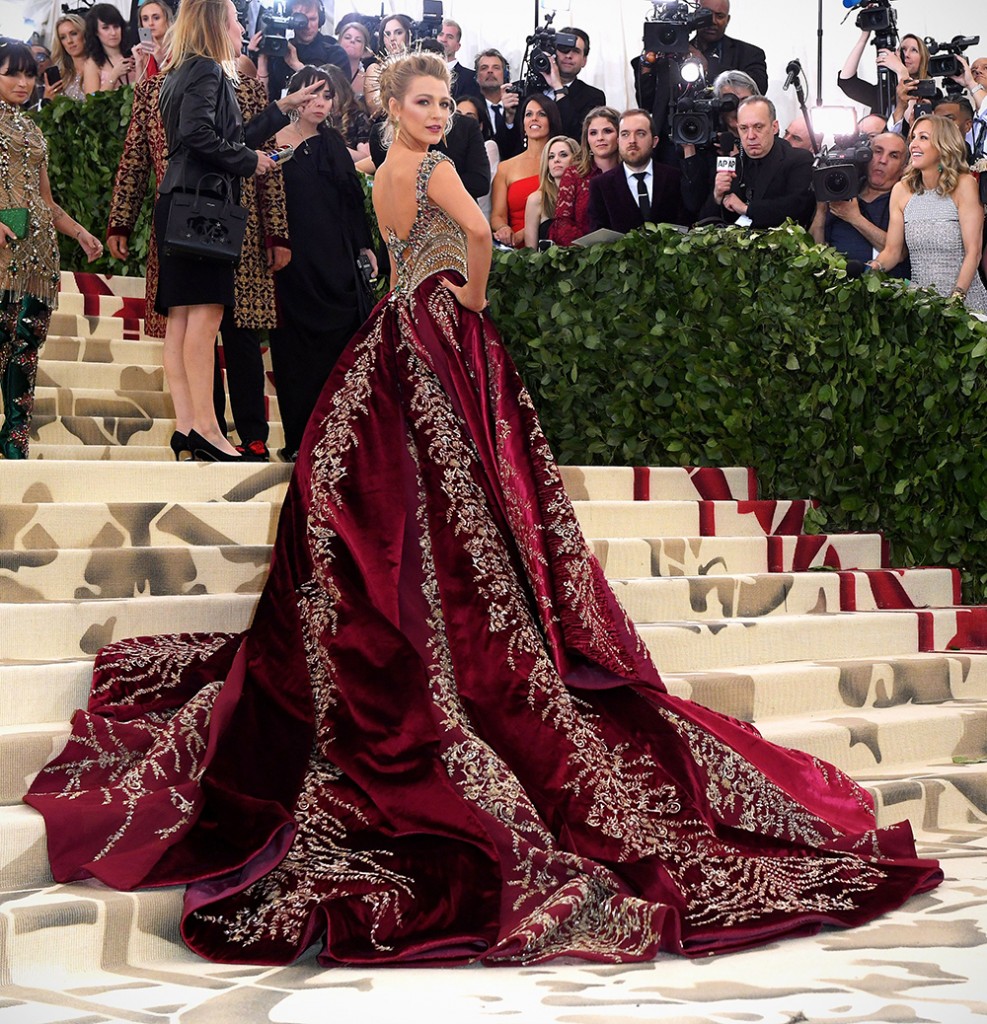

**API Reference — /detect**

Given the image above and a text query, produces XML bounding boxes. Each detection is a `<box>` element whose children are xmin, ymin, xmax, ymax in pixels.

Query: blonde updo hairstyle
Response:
<box><xmin>379</xmin><ymin>50</ymin><xmax>452</xmax><ymax>147</ymax></box>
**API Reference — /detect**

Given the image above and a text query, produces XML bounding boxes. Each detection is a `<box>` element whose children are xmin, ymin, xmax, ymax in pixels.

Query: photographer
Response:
<box><xmin>252</xmin><ymin>0</ymin><xmax>348</xmax><ymax>102</ymax></box>
<box><xmin>475</xmin><ymin>48</ymin><xmax>520</xmax><ymax>160</ymax></box>
<box><xmin>838</xmin><ymin>26</ymin><xmax>930</xmax><ymax>117</ymax></box>
<box><xmin>700</xmin><ymin>96</ymin><xmax>814</xmax><ymax>228</ymax></box>
<box><xmin>931</xmin><ymin>96</ymin><xmax>975</xmax><ymax>157</ymax></box>
<box><xmin>810</xmin><ymin>132</ymin><xmax>909</xmax><ymax>277</ymax></box>
<box><xmin>537</xmin><ymin>27</ymin><xmax>606</xmax><ymax>142</ymax></box>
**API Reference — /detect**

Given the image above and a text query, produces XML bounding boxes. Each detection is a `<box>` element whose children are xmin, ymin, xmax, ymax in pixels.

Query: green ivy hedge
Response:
<box><xmin>33</xmin><ymin>90</ymin><xmax>987</xmax><ymax>597</ymax></box>
<box><xmin>490</xmin><ymin>225</ymin><xmax>987</xmax><ymax>598</ymax></box>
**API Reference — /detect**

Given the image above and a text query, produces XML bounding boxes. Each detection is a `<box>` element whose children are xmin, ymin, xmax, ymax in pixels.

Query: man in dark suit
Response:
<box><xmin>539</xmin><ymin>27</ymin><xmax>607</xmax><ymax>141</ymax></box>
<box><xmin>700</xmin><ymin>97</ymin><xmax>815</xmax><ymax>228</ymax></box>
<box><xmin>438</xmin><ymin>18</ymin><xmax>478</xmax><ymax>100</ymax></box>
<box><xmin>588</xmin><ymin>109</ymin><xmax>687</xmax><ymax>234</ymax></box>
<box><xmin>635</xmin><ymin>0</ymin><xmax>766</xmax><ymax>142</ymax></box>
<box><xmin>476</xmin><ymin>48</ymin><xmax>521</xmax><ymax>160</ymax></box>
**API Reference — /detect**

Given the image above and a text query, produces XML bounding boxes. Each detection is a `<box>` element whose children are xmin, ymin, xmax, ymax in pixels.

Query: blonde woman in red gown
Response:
<box><xmin>490</xmin><ymin>93</ymin><xmax>562</xmax><ymax>248</ymax></box>
<box><xmin>26</xmin><ymin>51</ymin><xmax>941</xmax><ymax>968</ymax></box>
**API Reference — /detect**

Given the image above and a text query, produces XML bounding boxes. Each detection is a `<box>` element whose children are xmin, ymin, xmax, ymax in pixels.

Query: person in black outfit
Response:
<box><xmin>156</xmin><ymin>0</ymin><xmax>279</xmax><ymax>462</ymax></box>
<box><xmin>538</xmin><ymin>27</ymin><xmax>606</xmax><ymax>142</ymax></box>
<box><xmin>252</xmin><ymin>0</ymin><xmax>348</xmax><ymax>102</ymax></box>
<box><xmin>700</xmin><ymin>96</ymin><xmax>814</xmax><ymax>228</ymax></box>
<box><xmin>270</xmin><ymin>66</ymin><xmax>376</xmax><ymax>462</ymax></box>
<box><xmin>634</xmin><ymin>0</ymin><xmax>766</xmax><ymax>144</ymax></box>
<box><xmin>437</xmin><ymin>19</ymin><xmax>478</xmax><ymax>100</ymax></box>
<box><xmin>475</xmin><ymin>48</ymin><xmax>521</xmax><ymax>160</ymax></box>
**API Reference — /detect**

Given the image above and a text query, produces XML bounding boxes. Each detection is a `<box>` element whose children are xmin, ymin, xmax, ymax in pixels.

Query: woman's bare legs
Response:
<box><xmin>164</xmin><ymin>303</ymin><xmax>239</xmax><ymax>457</ymax></box>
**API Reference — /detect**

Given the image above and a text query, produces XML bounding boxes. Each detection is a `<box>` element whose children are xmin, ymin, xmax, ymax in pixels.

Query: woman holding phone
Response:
<box><xmin>47</xmin><ymin>13</ymin><xmax>88</xmax><ymax>101</ymax></box>
<box><xmin>134</xmin><ymin>0</ymin><xmax>174</xmax><ymax>81</ymax></box>
<box><xmin>82</xmin><ymin>3</ymin><xmax>135</xmax><ymax>94</ymax></box>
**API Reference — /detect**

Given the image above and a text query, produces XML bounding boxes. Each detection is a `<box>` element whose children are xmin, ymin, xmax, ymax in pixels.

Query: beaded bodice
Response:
<box><xmin>0</xmin><ymin>102</ymin><xmax>59</xmax><ymax>306</ymax></box>
<box><xmin>385</xmin><ymin>151</ymin><xmax>467</xmax><ymax>304</ymax></box>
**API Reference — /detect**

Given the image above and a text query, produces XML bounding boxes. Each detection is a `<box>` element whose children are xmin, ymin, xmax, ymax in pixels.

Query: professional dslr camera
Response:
<box><xmin>411</xmin><ymin>0</ymin><xmax>443</xmax><ymax>41</ymax></box>
<box><xmin>256</xmin><ymin>2</ymin><xmax>309</xmax><ymax>57</ymax></box>
<box><xmin>925</xmin><ymin>34</ymin><xmax>980</xmax><ymax>95</ymax></box>
<box><xmin>513</xmin><ymin>14</ymin><xmax>578</xmax><ymax>97</ymax></box>
<box><xmin>642</xmin><ymin>0</ymin><xmax>713</xmax><ymax>57</ymax></box>
<box><xmin>672</xmin><ymin>89</ymin><xmax>737</xmax><ymax>147</ymax></box>
<box><xmin>813</xmin><ymin>135</ymin><xmax>872</xmax><ymax>203</ymax></box>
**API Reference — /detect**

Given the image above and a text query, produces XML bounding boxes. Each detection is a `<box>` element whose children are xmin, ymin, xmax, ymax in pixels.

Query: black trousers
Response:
<box><xmin>213</xmin><ymin>309</ymin><xmax>269</xmax><ymax>444</ymax></box>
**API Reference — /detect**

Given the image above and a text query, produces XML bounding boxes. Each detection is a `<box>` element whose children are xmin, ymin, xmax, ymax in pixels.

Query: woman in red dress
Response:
<box><xmin>490</xmin><ymin>93</ymin><xmax>561</xmax><ymax>248</ymax></box>
<box><xmin>26</xmin><ymin>50</ymin><xmax>941</xmax><ymax>968</ymax></box>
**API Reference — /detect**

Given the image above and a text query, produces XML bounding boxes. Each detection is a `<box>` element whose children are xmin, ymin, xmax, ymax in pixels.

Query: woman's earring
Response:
<box><xmin>288</xmin><ymin>108</ymin><xmax>300</xmax><ymax>125</ymax></box>
<box><xmin>395</xmin><ymin>120</ymin><xmax>401</xmax><ymax>143</ymax></box>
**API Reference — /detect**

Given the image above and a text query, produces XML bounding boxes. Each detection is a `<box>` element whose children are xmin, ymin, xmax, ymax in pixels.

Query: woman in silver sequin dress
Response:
<box><xmin>870</xmin><ymin>114</ymin><xmax>987</xmax><ymax>312</ymax></box>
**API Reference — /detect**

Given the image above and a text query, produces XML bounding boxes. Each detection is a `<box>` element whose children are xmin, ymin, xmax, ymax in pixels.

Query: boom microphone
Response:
<box><xmin>783</xmin><ymin>59</ymin><xmax>801</xmax><ymax>91</ymax></box>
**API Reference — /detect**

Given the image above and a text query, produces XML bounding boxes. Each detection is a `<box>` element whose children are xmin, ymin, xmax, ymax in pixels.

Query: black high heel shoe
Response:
<box><xmin>169</xmin><ymin>431</ymin><xmax>190</xmax><ymax>461</ymax></box>
<box><xmin>187</xmin><ymin>430</ymin><xmax>243</xmax><ymax>462</ymax></box>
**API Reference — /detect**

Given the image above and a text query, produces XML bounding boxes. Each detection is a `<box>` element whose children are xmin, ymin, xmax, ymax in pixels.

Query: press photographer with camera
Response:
<box><xmin>475</xmin><ymin>49</ymin><xmax>520</xmax><ymax>160</ymax></box>
<box><xmin>700</xmin><ymin>96</ymin><xmax>815</xmax><ymax>228</ymax></box>
<box><xmin>810</xmin><ymin>131</ymin><xmax>909</xmax><ymax>277</ymax></box>
<box><xmin>533</xmin><ymin>27</ymin><xmax>607</xmax><ymax>142</ymax></box>
<box><xmin>251</xmin><ymin>0</ymin><xmax>348</xmax><ymax>102</ymax></box>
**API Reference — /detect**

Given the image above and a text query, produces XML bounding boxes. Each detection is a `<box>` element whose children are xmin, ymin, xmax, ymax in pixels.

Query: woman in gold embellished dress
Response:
<box><xmin>26</xmin><ymin>52</ymin><xmax>942</xmax><ymax>965</ymax></box>
<box><xmin>0</xmin><ymin>38</ymin><xmax>101</xmax><ymax>459</ymax></box>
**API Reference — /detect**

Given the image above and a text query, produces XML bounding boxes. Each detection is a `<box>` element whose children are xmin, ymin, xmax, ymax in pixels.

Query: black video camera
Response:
<box><xmin>672</xmin><ymin>90</ymin><xmax>737</xmax><ymax>146</ymax></box>
<box><xmin>517</xmin><ymin>15</ymin><xmax>578</xmax><ymax>96</ymax></box>
<box><xmin>256</xmin><ymin>3</ymin><xmax>309</xmax><ymax>58</ymax></box>
<box><xmin>411</xmin><ymin>0</ymin><xmax>443</xmax><ymax>41</ymax></box>
<box><xmin>813</xmin><ymin>136</ymin><xmax>872</xmax><ymax>202</ymax></box>
<box><xmin>642</xmin><ymin>1</ymin><xmax>713</xmax><ymax>57</ymax></box>
<box><xmin>926</xmin><ymin>34</ymin><xmax>980</xmax><ymax>93</ymax></box>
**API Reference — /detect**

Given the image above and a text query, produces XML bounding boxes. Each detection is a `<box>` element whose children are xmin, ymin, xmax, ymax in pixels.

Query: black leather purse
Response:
<box><xmin>163</xmin><ymin>174</ymin><xmax>247</xmax><ymax>264</ymax></box>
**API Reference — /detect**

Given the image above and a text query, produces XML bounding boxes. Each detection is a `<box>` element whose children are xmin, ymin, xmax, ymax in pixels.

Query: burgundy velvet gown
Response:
<box><xmin>25</xmin><ymin>153</ymin><xmax>942</xmax><ymax>967</ymax></box>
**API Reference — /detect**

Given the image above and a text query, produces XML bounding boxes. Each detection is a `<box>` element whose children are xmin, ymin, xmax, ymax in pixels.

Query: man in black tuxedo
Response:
<box><xmin>588</xmin><ymin>109</ymin><xmax>687</xmax><ymax>234</ymax></box>
<box><xmin>539</xmin><ymin>27</ymin><xmax>607</xmax><ymax>141</ymax></box>
<box><xmin>438</xmin><ymin>19</ymin><xmax>478</xmax><ymax>100</ymax></box>
<box><xmin>475</xmin><ymin>48</ymin><xmax>522</xmax><ymax>160</ymax></box>
<box><xmin>700</xmin><ymin>97</ymin><xmax>815</xmax><ymax>228</ymax></box>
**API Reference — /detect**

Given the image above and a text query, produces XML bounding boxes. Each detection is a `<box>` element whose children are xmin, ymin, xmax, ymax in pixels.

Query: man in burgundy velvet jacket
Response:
<box><xmin>588</xmin><ymin>109</ymin><xmax>687</xmax><ymax>234</ymax></box>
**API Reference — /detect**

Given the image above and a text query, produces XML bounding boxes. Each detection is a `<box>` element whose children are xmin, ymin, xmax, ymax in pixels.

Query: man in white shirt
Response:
<box><xmin>475</xmin><ymin>48</ymin><xmax>520</xmax><ymax>159</ymax></box>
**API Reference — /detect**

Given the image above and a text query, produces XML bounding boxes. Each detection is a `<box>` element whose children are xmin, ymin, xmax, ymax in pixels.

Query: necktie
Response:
<box><xmin>633</xmin><ymin>172</ymin><xmax>651</xmax><ymax>222</ymax></box>
<box><xmin>492</xmin><ymin>103</ymin><xmax>505</xmax><ymax>133</ymax></box>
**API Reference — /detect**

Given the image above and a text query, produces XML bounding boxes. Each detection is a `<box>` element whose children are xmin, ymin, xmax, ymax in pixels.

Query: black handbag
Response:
<box><xmin>163</xmin><ymin>174</ymin><xmax>247</xmax><ymax>264</ymax></box>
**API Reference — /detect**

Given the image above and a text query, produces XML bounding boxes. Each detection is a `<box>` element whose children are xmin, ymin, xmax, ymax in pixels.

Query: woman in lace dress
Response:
<box><xmin>871</xmin><ymin>114</ymin><xmax>987</xmax><ymax>312</ymax></box>
<box><xmin>27</xmin><ymin>51</ymin><xmax>942</xmax><ymax>967</ymax></box>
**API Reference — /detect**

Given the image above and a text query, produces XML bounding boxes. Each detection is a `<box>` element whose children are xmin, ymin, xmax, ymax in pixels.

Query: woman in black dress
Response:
<box><xmin>155</xmin><ymin>0</ymin><xmax>276</xmax><ymax>461</ymax></box>
<box><xmin>271</xmin><ymin>65</ymin><xmax>377</xmax><ymax>461</ymax></box>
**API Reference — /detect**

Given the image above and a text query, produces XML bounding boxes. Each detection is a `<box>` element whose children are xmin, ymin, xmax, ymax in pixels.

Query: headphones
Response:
<box><xmin>474</xmin><ymin>49</ymin><xmax>510</xmax><ymax>82</ymax></box>
<box><xmin>287</xmin><ymin>0</ymin><xmax>325</xmax><ymax>28</ymax></box>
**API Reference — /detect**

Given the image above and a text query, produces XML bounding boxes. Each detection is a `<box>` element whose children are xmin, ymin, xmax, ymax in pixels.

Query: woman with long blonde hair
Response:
<box><xmin>154</xmin><ymin>0</ymin><xmax>276</xmax><ymax>460</ymax></box>
<box><xmin>133</xmin><ymin>0</ymin><xmax>174</xmax><ymax>82</ymax></box>
<box><xmin>48</xmin><ymin>13</ymin><xmax>88</xmax><ymax>100</ymax></box>
<box><xmin>523</xmin><ymin>134</ymin><xmax>578</xmax><ymax>248</ymax></box>
<box><xmin>870</xmin><ymin>114</ymin><xmax>986</xmax><ymax>311</ymax></box>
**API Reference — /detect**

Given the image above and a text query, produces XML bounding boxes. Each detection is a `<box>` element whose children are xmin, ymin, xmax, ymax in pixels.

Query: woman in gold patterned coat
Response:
<box><xmin>107</xmin><ymin>64</ymin><xmax>293</xmax><ymax>458</ymax></box>
<box><xmin>0</xmin><ymin>39</ymin><xmax>102</xmax><ymax>459</ymax></box>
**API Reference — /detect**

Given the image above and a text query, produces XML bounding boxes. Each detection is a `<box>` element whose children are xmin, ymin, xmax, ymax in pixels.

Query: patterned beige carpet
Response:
<box><xmin>0</xmin><ymin>273</ymin><xmax>984</xmax><ymax>1023</ymax></box>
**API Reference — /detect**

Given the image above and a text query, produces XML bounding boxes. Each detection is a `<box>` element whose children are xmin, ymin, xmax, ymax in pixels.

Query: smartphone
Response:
<box><xmin>138</xmin><ymin>26</ymin><xmax>153</xmax><ymax>45</ymax></box>
<box><xmin>44</xmin><ymin>65</ymin><xmax>61</xmax><ymax>86</ymax></box>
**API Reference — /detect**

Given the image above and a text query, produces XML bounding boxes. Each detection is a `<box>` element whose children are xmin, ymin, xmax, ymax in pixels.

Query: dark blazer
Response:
<box><xmin>159</xmin><ymin>57</ymin><xmax>262</xmax><ymax>201</ymax></box>
<box><xmin>636</xmin><ymin>34</ymin><xmax>767</xmax><ymax>138</ymax></box>
<box><xmin>588</xmin><ymin>158</ymin><xmax>687</xmax><ymax>233</ymax></box>
<box><xmin>369</xmin><ymin>114</ymin><xmax>491</xmax><ymax>200</ymax></box>
<box><xmin>450</xmin><ymin>61</ymin><xmax>478</xmax><ymax>99</ymax></box>
<box><xmin>555</xmin><ymin>77</ymin><xmax>607</xmax><ymax>141</ymax></box>
<box><xmin>699</xmin><ymin>136</ymin><xmax>815</xmax><ymax>228</ymax></box>
<box><xmin>699</xmin><ymin>34</ymin><xmax>768</xmax><ymax>94</ymax></box>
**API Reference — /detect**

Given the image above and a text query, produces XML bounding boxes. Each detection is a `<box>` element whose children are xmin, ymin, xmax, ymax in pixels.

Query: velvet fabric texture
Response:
<box><xmin>25</xmin><ymin>155</ymin><xmax>941</xmax><ymax>968</ymax></box>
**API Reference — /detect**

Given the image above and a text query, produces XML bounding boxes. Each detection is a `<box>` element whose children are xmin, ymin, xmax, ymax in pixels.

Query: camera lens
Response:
<box><xmin>825</xmin><ymin>170</ymin><xmax>850</xmax><ymax>196</ymax></box>
<box><xmin>679</xmin><ymin>115</ymin><xmax>703</xmax><ymax>144</ymax></box>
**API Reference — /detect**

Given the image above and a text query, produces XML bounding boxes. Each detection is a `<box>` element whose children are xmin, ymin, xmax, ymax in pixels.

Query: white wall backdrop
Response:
<box><xmin>332</xmin><ymin>0</ymin><xmax>985</xmax><ymax>124</ymax></box>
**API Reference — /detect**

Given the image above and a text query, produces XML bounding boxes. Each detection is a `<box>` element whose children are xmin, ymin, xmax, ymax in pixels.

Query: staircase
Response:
<box><xmin>1</xmin><ymin>273</ymin><xmax>985</xmax><ymax>1020</ymax></box>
